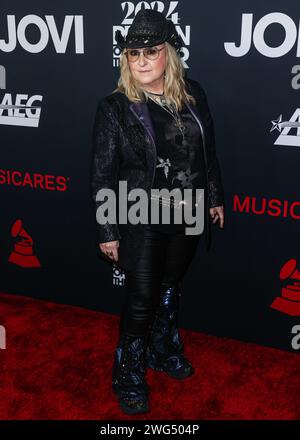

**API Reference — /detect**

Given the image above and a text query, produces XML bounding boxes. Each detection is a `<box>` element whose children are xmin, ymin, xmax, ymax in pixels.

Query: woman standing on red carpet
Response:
<box><xmin>90</xmin><ymin>9</ymin><xmax>225</xmax><ymax>415</ymax></box>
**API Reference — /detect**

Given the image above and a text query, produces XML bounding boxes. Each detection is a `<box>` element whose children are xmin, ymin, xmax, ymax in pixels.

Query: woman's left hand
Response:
<box><xmin>209</xmin><ymin>205</ymin><xmax>224</xmax><ymax>228</ymax></box>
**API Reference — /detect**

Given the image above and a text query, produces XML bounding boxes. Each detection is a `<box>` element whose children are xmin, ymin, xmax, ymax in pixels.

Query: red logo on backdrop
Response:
<box><xmin>270</xmin><ymin>259</ymin><xmax>300</xmax><ymax>316</ymax></box>
<box><xmin>8</xmin><ymin>219</ymin><xmax>40</xmax><ymax>268</ymax></box>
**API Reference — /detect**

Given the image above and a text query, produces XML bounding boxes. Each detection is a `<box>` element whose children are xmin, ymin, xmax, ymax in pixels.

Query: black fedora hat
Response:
<box><xmin>115</xmin><ymin>9</ymin><xmax>184</xmax><ymax>55</ymax></box>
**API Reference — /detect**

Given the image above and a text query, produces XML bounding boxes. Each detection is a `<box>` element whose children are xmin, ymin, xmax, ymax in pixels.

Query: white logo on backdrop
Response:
<box><xmin>0</xmin><ymin>66</ymin><xmax>43</xmax><ymax>127</ymax></box>
<box><xmin>270</xmin><ymin>110</ymin><xmax>300</xmax><ymax>147</ymax></box>
<box><xmin>291</xmin><ymin>325</ymin><xmax>300</xmax><ymax>350</ymax></box>
<box><xmin>0</xmin><ymin>325</ymin><xmax>6</xmax><ymax>349</ymax></box>
<box><xmin>224</xmin><ymin>12</ymin><xmax>300</xmax><ymax>58</ymax></box>
<box><xmin>0</xmin><ymin>64</ymin><xmax>5</xmax><ymax>89</ymax></box>
<box><xmin>0</xmin><ymin>15</ymin><xmax>84</xmax><ymax>53</ymax></box>
<box><xmin>112</xmin><ymin>1</ymin><xmax>190</xmax><ymax>67</ymax></box>
<box><xmin>0</xmin><ymin>94</ymin><xmax>43</xmax><ymax>127</ymax></box>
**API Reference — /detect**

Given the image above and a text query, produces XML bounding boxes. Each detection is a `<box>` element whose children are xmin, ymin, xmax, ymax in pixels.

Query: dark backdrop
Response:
<box><xmin>1</xmin><ymin>1</ymin><xmax>299</xmax><ymax>353</ymax></box>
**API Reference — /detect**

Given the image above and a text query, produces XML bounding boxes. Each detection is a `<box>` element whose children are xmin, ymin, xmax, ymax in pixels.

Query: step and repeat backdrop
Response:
<box><xmin>1</xmin><ymin>0</ymin><xmax>299</xmax><ymax>353</ymax></box>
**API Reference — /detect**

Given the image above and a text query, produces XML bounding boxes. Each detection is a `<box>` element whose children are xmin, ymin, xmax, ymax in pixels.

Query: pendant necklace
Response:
<box><xmin>143</xmin><ymin>89</ymin><xmax>186</xmax><ymax>140</ymax></box>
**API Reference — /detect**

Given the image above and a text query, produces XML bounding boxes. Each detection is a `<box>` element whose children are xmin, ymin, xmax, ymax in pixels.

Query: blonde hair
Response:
<box><xmin>112</xmin><ymin>42</ymin><xmax>196</xmax><ymax>112</ymax></box>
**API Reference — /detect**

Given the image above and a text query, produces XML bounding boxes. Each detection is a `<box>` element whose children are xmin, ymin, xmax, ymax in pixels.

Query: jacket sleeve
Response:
<box><xmin>193</xmin><ymin>81</ymin><xmax>225</xmax><ymax>208</ymax></box>
<box><xmin>90</xmin><ymin>98</ymin><xmax>122</xmax><ymax>243</ymax></box>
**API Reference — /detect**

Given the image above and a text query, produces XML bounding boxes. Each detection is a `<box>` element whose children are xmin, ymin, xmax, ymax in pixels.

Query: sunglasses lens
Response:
<box><xmin>126</xmin><ymin>47</ymin><xmax>160</xmax><ymax>61</ymax></box>
<box><xmin>127</xmin><ymin>49</ymin><xmax>140</xmax><ymax>61</ymax></box>
<box><xmin>144</xmin><ymin>48</ymin><xmax>159</xmax><ymax>60</ymax></box>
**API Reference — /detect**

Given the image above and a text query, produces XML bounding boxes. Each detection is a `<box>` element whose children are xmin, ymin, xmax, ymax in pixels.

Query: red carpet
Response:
<box><xmin>0</xmin><ymin>291</ymin><xmax>299</xmax><ymax>420</ymax></box>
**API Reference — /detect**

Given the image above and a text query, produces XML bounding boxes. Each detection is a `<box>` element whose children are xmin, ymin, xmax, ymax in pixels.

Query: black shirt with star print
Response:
<box><xmin>146</xmin><ymin>97</ymin><xmax>206</xmax><ymax>233</ymax></box>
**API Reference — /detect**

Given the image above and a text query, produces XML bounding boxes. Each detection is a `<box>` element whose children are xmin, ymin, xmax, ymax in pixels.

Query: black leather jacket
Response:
<box><xmin>90</xmin><ymin>77</ymin><xmax>225</xmax><ymax>270</ymax></box>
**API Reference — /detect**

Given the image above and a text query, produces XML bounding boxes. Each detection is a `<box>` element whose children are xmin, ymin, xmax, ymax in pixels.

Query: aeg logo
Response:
<box><xmin>0</xmin><ymin>15</ymin><xmax>84</xmax><ymax>53</ymax></box>
<box><xmin>0</xmin><ymin>66</ymin><xmax>43</xmax><ymax>127</ymax></box>
<box><xmin>225</xmin><ymin>12</ymin><xmax>300</xmax><ymax>58</ymax></box>
<box><xmin>0</xmin><ymin>92</ymin><xmax>43</xmax><ymax>127</ymax></box>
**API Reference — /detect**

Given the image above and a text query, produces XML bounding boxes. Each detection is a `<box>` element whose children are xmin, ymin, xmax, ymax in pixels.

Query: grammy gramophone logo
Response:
<box><xmin>8</xmin><ymin>219</ymin><xmax>40</xmax><ymax>268</ymax></box>
<box><xmin>270</xmin><ymin>258</ymin><xmax>300</xmax><ymax>316</ymax></box>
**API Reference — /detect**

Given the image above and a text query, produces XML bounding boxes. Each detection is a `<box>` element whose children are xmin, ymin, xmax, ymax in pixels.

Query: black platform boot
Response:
<box><xmin>145</xmin><ymin>283</ymin><xmax>194</xmax><ymax>379</ymax></box>
<box><xmin>112</xmin><ymin>331</ymin><xmax>150</xmax><ymax>415</ymax></box>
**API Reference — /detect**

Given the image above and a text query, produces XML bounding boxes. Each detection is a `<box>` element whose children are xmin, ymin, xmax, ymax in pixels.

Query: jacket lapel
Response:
<box><xmin>129</xmin><ymin>102</ymin><xmax>156</xmax><ymax>145</ymax></box>
<box><xmin>129</xmin><ymin>99</ymin><xmax>205</xmax><ymax>148</ymax></box>
<box><xmin>129</xmin><ymin>102</ymin><xmax>157</xmax><ymax>186</ymax></box>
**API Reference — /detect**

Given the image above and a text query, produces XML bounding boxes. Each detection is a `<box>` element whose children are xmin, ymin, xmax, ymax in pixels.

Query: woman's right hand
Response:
<box><xmin>99</xmin><ymin>240</ymin><xmax>119</xmax><ymax>262</ymax></box>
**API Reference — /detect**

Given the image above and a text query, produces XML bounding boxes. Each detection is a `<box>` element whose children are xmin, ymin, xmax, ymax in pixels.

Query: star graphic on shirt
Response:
<box><xmin>156</xmin><ymin>156</ymin><xmax>171</xmax><ymax>179</ymax></box>
<box><xmin>171</xmin><ymin>167</ymin><xmax>200</xmax><ymax>189</ymax></box>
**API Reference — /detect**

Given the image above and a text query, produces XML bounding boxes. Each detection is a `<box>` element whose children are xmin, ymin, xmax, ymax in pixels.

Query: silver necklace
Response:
<box><xmin>143</xmin><ymin>90</ymin><xmax>186</xmax><ymax>140</ymax></box>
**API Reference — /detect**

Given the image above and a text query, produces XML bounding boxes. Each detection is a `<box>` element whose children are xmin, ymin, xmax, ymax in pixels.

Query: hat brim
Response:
<box><xmin>115</xmin><ymin>27</ymin><xmax>184</xmax><ymax>54</ymax></box>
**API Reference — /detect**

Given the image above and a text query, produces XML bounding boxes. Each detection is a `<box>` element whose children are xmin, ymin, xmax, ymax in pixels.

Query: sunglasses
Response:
<box><xmin>124</xmin><ymin>46</ymin><xmax>165</xmax><ymax>62</ymax></box>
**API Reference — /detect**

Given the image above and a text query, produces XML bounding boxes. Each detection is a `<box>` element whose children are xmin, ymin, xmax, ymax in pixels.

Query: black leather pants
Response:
<box><xmin>120</xmin><ymin>224</ymin><xmax>201</xmax><ymax>337</ymax></box>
